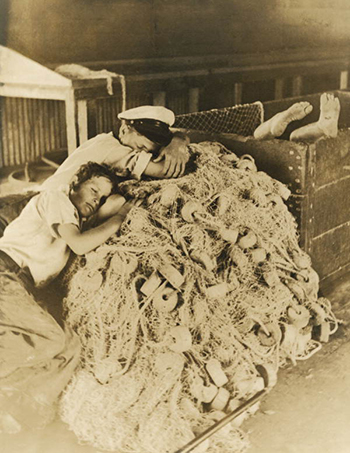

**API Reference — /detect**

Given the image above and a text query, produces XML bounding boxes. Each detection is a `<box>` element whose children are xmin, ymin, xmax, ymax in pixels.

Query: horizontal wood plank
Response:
<box><xmin>311</xmin><ymin>222</ymin><xmax>350</xmax><ymax>280</ymax></box>
<box><xmin>313</xmin><ymin>177</ymin><xmax>350</xmax><ymax>236</ymax></box>
<box><xmin>315</xmin><ymin>130</ymin><xmax>350</xmax><ymax>187</ymax></box>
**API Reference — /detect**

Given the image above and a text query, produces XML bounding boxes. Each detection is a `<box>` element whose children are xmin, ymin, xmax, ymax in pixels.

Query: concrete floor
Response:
<box><xmin>1</xmin><ymin>171</ymin><xmax>350</xmax><ymax>453</ymax></box>
<box><xmin>245</xmin><ymin>272</ymin><xmax>350</xmax><ymax>453</ymax></box>
<box><xmin>246</xmin><ymin>337</ymin><xmax>350</xmax><ymax>453</ymax></box>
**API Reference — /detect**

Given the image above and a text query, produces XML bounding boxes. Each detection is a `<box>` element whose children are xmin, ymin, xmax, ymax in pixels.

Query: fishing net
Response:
<box><xmin>60</xmin><ymin>141</ymin><xmax>337</xmax><ymax>453</ymax></box>
<box><xmin>173</xmin><ymin>102</ymin><xmax>264</xmax><ymax>137</ymax></box>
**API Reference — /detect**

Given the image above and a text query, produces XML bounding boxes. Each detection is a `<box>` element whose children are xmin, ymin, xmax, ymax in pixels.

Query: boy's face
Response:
<box><xmin>70</xmin><ymin>176</ymin><xmax>113</xmax><ymax>218</ymax></box>
<box><xmin>120</xmin><ymin>124</ymin><xmax>159</xmax><ymax>153</ymax></box>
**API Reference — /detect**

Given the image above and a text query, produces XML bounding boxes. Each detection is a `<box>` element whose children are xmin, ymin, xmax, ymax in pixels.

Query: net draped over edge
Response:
<box><xmin>173</xmin><ymin>102</ymin><xmax>264</xmax><ymax>137</ymax></box>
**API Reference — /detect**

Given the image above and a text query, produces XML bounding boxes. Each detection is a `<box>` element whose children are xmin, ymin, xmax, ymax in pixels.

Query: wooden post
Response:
<box><xmin>153</xmin><ymin>91</ymin><xmax>166</xmax><ymax>106</ymax></box>
<box><xmin>234</xmin><ymin>83</ymin><xmax>242</xmax><ymax>105</ymax></box>
<box><xmin>65</xmin><ymin>90</ymin><xmax>77</xmax><ymax>154</ymax></box>
<box><xmin>292</xmin><ymin>76</ymin><xmax>303</xmax><ymax>97</ymax></box>
<box><xmin>188</xmin><ymin>87</ymin><xmax>199</xmax><ymax>112</ymax></box>
<box><xmin>77</xmin><ymin>99</ymin><xmax>89</xmax><ymax>145</ymax></box>
<box><xmin>340</xmin><ymin>70</ymin><xmax>348</xmax><ymax>90</ymax></box>
<box><xmin>274</xmin><ymin>78</ymin><xmax>284</xmax><ymax>100</ymax></box>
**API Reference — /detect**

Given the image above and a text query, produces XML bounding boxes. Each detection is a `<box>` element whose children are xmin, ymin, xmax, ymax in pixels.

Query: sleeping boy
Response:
<box><xmin>0</xmin><ymin>161</ymin><xmax>134</xmax><ymax>433</ymax></box>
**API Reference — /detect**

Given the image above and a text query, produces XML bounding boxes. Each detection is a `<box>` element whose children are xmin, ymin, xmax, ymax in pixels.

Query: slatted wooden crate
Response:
<box><xmin>176</xmin><ymin>90</ymin><xmax>350</xmax><ymax>286</ymax></box>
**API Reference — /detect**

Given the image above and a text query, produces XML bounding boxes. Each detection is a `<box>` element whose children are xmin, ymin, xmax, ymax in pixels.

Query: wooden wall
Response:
<box><xmin>3</xmin><ymin>0</ymin><xmax>350</xmax><ymax>66</ymax></box>
<box><xmin>0</xmin><ymin>97</ymin><xmax>66</xmax><ymax>168</ymax></box>
<box><xmin>1</xmin><ymin>0</ymin><xmax>350</xmax><ymax>169</ymax></box>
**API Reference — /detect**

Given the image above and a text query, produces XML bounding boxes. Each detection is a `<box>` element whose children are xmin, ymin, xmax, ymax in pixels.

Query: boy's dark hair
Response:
<box><xmin>127</xmin><ymin>119</ymin><xmax>173</xmax><ymax>147</ymax></box>
<box><xmin>71</xmin><ymin>161</ymin><xmax>124</xmax><ymax>192</ymax></box>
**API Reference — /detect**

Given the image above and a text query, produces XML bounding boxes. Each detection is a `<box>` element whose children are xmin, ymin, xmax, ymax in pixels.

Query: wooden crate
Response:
<box><xmin>178</xmin><ymin>90</ymin><xmax>350</xmax><ymax>287</ymax></box>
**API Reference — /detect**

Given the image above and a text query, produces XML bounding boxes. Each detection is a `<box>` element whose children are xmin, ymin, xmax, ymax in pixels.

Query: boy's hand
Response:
<box><xmin>153</xmin><ymin>132</ymin><xmax>189</xmax><ymax>178</ymax></box>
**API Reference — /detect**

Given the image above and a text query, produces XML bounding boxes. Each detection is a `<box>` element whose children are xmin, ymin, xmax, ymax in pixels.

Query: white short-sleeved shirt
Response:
<box><xmin>41</xmin><ymin>133</ymin><xmax>152</xmax><ymax>191</ymax></box>
<box><xmin>0</xmin><ymin>188</ymin><xmax>80</xmax><ymax>287</ymax></box>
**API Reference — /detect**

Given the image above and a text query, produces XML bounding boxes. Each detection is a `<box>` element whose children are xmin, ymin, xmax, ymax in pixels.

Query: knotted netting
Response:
<box><xmin>60</xmin><ymin>141</ymin><xmax>337</xmax><ymax>453</ymax></box>
<box><xmin>173</xmin><ymin>102</ymin><xmax>264</xmax><ymax>136</ymax></box>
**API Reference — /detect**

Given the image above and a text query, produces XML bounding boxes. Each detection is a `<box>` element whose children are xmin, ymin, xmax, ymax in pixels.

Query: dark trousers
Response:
<box><xmin>0</xmin><ymin>250</ymin><xmax>81</xmax><ymax>432</ymax></box>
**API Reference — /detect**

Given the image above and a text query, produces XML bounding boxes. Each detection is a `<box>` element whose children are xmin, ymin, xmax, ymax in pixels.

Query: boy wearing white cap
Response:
<box><xmin>41</xmin><ymin>105</ymin><xmax>189</xmax><ymax>191</ymax></box>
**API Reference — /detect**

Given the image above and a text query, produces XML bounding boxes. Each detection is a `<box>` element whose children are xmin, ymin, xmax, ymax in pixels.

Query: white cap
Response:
<box><xmin>118</xmin><ymin>105</ymin><xmax>175</xmax><ymax>127</ymax></box>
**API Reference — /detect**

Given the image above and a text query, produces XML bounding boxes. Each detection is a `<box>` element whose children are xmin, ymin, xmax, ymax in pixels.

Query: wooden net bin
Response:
<box><xmin>174</xmin><ymin>90</ymin><xmax>350</xmax><ymax>287</ymax></box>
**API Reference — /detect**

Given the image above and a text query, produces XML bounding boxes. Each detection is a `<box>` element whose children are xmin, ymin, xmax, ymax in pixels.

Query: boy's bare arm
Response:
<box><xmin>151</xmin><ymin>131</ymin><xmax>190</xmax><ymax>178</ymax></box>
<box><xmin>142</xmin><ymin>160</ymin><xmax>171</xmax><ymax>179</ymax></box>
<box><xmin>57</xmin><ymin>201</ymin><xmax>133</xmax><ymax>255</ymax></box>
<box><xmin>95</xmin><ymin>194</ymin><xmax>126</xmax><ymax>223</ymax></box>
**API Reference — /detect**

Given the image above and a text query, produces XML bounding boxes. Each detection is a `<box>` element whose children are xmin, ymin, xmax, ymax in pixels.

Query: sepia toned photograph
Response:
<box><xmin>1</xmin><ymin>1</ymin><xmax>350</xmax><ymax>452</ymax></box>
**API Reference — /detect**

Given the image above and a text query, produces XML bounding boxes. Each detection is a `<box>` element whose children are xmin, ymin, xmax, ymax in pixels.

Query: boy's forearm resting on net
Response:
<box><xmin>149</xmin><ymin>132</ymin><xmax>190</xmax><ymax>178</ymax></box>
<box><xmin>95</xmin><ymin>194</ymin><xmax>126</xmax><ymax>223</ymax></box>
<box><xmin>143</xmin><ymin>160</ymin><xmax>170</xmax><ymax>178</ymax></box>
<box><xmin>57</xmin><ymin>203</ymin><xmax>132</xmax><ymax>255</ymax></box>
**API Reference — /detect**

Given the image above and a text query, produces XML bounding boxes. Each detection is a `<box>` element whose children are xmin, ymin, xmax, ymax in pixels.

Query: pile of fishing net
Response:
<box><xmin>59</xmin><ymin>142</ymin><xmax>337</xmax><ymax>453</ymax></box>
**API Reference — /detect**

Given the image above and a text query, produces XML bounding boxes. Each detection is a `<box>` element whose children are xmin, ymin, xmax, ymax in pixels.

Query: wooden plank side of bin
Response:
<box><xmin>315</xmin><ymin>129</ymin><xmax>350</xmax><ymax>188</ymax></box>
<box><xmin>311</xmin><ymin>222</ymin><xmax>350</xmax><ymax>282</ymax></box>
<box><xmin>313</xmin><ymin>176</ymin><xmax>350</xmax><ymax>237</ymax></box>
<box><xmin>288</xmin><ymin>193</ymin><xmax>311</xmax><ymax>251</ymax></box>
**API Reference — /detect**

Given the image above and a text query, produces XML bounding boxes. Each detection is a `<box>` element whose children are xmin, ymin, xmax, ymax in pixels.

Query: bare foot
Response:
<box><xmin>290</xmin><ymin>93</ymin><xmax>341</xmax><ymax>142</ymax></box>
<box><xmin>254</xmin><ymin>102</ymin><xmax>313</xmax><ymax>140</ymax></box>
